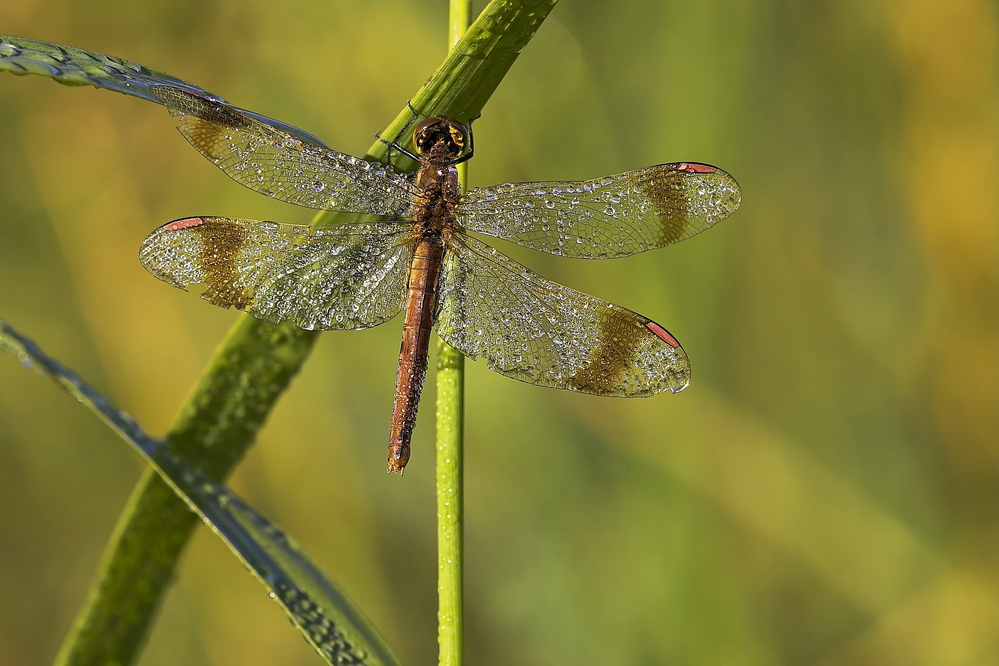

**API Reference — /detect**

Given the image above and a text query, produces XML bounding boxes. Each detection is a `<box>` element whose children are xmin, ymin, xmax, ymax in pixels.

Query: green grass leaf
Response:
<box><xmin>1</xmin><ymin>321</ymin><xmax>398</xmax><ymax>665</ymax></box>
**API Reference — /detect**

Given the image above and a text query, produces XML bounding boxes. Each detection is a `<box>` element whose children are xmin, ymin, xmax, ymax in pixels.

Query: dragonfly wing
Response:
<box><xmin>436</xmin><ymin>233</ymin><xmax>689</xmax><ymax>396</ymax></box>
<box><xmin>140</xmin><ymin>217</ymin><xmax>416</xmax><ymax>330</ymax></box>
<box><xmin>149</xmin><ymin>86</ymin><xmax>416</xmax><ymax>215</ymax></box>
<box><xmin>0</xmin><ymin>37</ymin><xmax>416</xmax><ymax>215</ymax></box>
<box><xmin>457</xmin><ymin>163</ymin><xmax>740</xmax><ymax>258</ymax></box>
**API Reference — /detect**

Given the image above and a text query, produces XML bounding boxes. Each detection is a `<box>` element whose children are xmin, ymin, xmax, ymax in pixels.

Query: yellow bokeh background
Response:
<box><xmin>2</xmin><ymin>1</ymin><xmax>998</xmax><ymax>664</ymax></box>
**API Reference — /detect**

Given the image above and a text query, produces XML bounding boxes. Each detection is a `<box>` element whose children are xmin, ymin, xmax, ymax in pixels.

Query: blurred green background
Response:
<box><xmin>2</xmin><ymin>0</ymin><xmax>997</xmax><ymax>664</ymax></box>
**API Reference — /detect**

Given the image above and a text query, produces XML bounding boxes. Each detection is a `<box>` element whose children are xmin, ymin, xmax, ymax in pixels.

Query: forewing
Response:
<box><xmin>140</xmin><ymin>217</ymin><xmax>416</xmax><ymax>330</ymax></box>
<box><xmin>150</xmin><ymin>86</ymin><xmax>416</xmax><ymax>215</ymax></box>
<box><xmin>0</xmin><ymin>37</ymin><xmax>417</xmax><ymax>215</ymax></box>
<box><xmin>457</xmin><ymin>163</ymin><xmax>740</xmax><ymax>258</ymax></box>
<box><xmin>436</xmin><ymin>233</ymin><xmax>689</xmax><ymax>396</ymax></box>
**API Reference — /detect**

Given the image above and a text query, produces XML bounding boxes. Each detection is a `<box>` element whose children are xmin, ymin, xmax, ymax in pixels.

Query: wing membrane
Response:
<box><xmin>150</xmin><ymin>86</ymin><xmax>416</xmax><ymax>215</ymax></box>
<box><xmin>457</xmin><ymin>163</ymin><xmax>740</xmax><ymax>258</ymax></box>
<box><xmin>0</xmin><ymin>37</ymin><xmax>417</xmax><ymax>215</ymax></box>
<box><xmin>435</xmin><ymin>233</ymin><xmax>689</xmax><ymax>396</ymax></box>
<box><xmin>139</xmin><ymin>217</ymin><xmax>415</xmax><ymax>330</ymax></box>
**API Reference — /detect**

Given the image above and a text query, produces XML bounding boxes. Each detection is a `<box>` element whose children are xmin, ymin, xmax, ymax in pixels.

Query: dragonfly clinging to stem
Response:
<box><xmin>1</xmin><ymin>35</ymin><xmax>742</xmax><ymax>474</ymax></box>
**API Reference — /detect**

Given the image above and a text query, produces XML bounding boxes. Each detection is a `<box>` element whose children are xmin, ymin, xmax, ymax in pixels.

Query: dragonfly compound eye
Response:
<box><xmin>414</xmin><ymin>117</ymin><xmax>466</xmax><ymax>156</ymax></box>
<box><xmin>447</xmin><ymin>122</ymin><xmax>466</xmax><ymax>151</ymax></box>
<box><xmin>413</xmin><ymin>118</ymin><xmax>442</xmax><ymax>154</ymax></box>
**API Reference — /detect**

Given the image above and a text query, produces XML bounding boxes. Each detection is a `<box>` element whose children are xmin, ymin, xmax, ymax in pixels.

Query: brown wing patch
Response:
<box><xmin>148</xmin><ymin>216</ymin><xmax>250</xmax><ymax>307</ymax></box>
<box><xmin>566</xmin><ymin>310</ymin><xmax>650</xmax><ymax>394</ymax></box>
<box><xmin>185</xmin><ymin>217</ymin><xmax>250</xmax><ymax>308</ymax></box>
<box><xmin>634</xmin><ymin>164</ymin><xmax>692</xmax><ymax>247</ymax></box>
<box><xmin>151</xmin><ymin>87</ymin><xmax>261</xmax><ymax>165</ymax></box>
<box><xmin>151</xmin><ymin>86</ymin><xmax>251</xmax><ymax>129</ymax></box>
<box><xmin>181</xmin><ymin>115</ymin><xmax>251</xmax><ymax>164</ymax></box>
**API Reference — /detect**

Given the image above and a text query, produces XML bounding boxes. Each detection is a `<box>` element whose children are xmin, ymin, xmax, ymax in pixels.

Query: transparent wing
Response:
<box><xmin>0</xmin><ymin>36</ymin><xmax>416</xmax><ymax>216</ymax></box>
<box><xmin>149</xmin><ymin>86</ymin><xmax>416</xmax><ymax>216</ymax></box>
<box><xmin>457</xmin><ymin>163</ymin><xmax>740</xmax><ymax>258</ymax></box>
<box><xmin>139</xmin><ymin>217</ymin><xmax>416</xmax><ymax>330</ymax></box>
<box><xmin>435</xmin><ymin>233</ymin><xmax>690</xmax><ymax>396</ymax></box>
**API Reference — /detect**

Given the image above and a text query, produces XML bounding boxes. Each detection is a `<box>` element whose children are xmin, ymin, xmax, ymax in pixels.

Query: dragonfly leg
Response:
<box><xmin>375</xmin><ymin>102</ymin><xmax>422</xmax><ymax>165</ymax></box>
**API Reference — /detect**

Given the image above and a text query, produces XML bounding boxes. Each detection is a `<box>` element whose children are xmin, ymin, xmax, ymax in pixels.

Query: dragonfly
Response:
<box><xmin>0</xmin><ymin>36</ymin><xmax>741</xmax><ymax>474</ymax></box>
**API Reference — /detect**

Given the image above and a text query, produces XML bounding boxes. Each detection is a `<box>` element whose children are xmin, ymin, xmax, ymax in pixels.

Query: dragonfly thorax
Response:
<box><xmin>414</xmin><ymin>160</ymin><xmax>460</xmax><ymax>234</ymax></box>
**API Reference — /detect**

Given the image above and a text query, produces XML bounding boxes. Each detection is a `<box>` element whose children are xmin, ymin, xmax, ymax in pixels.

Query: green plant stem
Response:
<box><xmin>450</xmin><ymin>0</ymin><xmax>472</xmax><ymax>46</ymax></box>
<box><xmin>435</xmin><ymin>337</ymin><xmax>465</xmax><ymax>666</ymax></box>
<box><xmin>54</xmin><ymin>320</ymin><xmax>319</xmax><ymax>666</ymax></box>
<box><xmin>437</xmin><ymin>4</ymin><xmax>470</xmax><ymax>662</ymax></box>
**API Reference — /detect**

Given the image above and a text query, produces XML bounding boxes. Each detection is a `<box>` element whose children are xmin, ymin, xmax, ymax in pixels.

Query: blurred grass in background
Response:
<box><xmin>1</xmin><ymin>0</ymin><xmax>997</xmax><ymax>664</ymax></box>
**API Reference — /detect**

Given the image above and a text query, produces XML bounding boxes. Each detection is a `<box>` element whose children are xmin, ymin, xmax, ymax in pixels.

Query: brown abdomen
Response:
<box><xmin>387</xmin><ymin>236</ymin><xmax>444</xmax><ymax>474</ymax></box>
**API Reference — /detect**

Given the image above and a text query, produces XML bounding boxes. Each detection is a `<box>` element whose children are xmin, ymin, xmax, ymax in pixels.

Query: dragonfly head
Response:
<box><xmin>414</xmin><ymin>117</ymin><xmax>468</xmax><ymax>163</ymax></box>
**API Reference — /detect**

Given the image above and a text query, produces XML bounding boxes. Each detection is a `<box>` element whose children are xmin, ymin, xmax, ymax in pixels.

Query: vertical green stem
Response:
<box><xmin>449</xmin><ymin>0</ymin><xmax>472</xmax><ymax>43</ymax></box>
<box><xmin>435</xmin><ymin>339</ymin><xmax>464</xmax><ymax>666</ymax></box>
<box><xmin>436</xmin><ymin>4</ymin><xmax>470</xmax><ymax>666</ymax></box>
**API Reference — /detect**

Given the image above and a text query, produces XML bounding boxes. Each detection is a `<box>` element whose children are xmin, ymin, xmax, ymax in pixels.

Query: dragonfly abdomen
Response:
<box><xmin>387</xmin><ymin>236</ymin><xmax>445</xmax><ymax>474</ymax></box>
